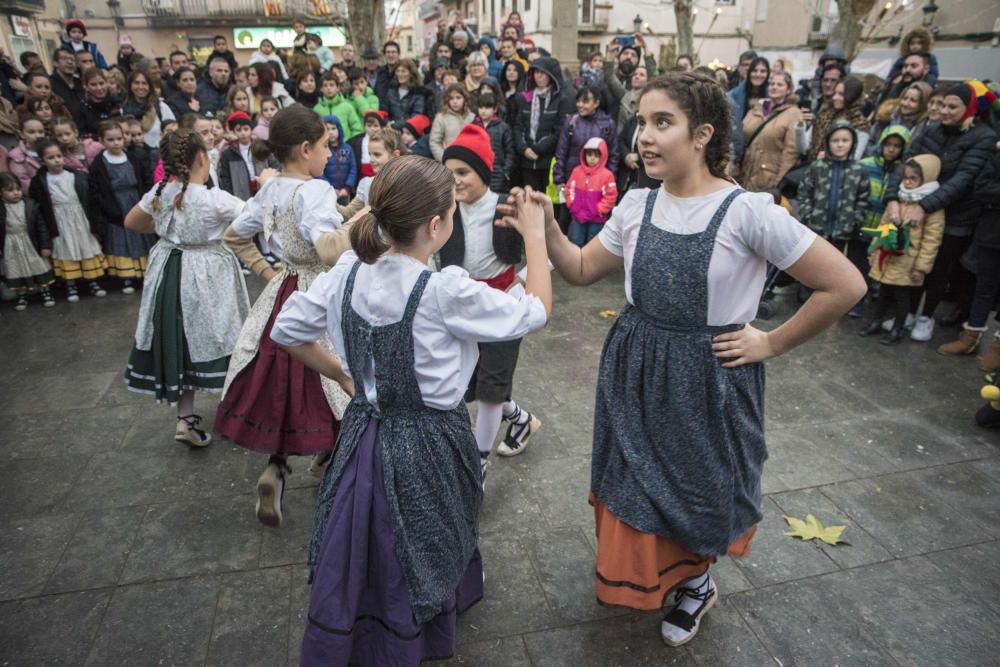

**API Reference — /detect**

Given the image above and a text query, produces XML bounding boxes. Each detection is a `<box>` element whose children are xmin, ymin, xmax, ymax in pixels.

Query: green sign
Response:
<box><xmin>232</xmin><ymin>26</ymin><xmax>346</xmax><ymax>50</ymax></box>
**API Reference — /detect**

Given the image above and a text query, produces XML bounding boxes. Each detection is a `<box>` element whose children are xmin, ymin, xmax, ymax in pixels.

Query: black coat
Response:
<box><xmin>511</xmin><ymin>57</ymin><xmax>575</xmax><ymax>171</ymax></box>
<box><xmin>475</xmin><ymin>117</ymin><xmax>515</xmax><ymax>193</ymax></box>
<box><xmin>28</xmin><ymin>169</ymin><xmax>99</xmax><ymax>241</ymax></box>
<box><xmin>165</xmin><ymin>90</ymin><xmax>199</xmax><ymax>118</ymax></box>
<box><xmin>386</xmin><ymin>86</ymin><xmax>430</xmax><ymax>127</ymax></box>
<box><xmin>885</xmin><ymin>120</ymin><xmax>998</xmax><ymax>230</ymax></box>
<box><xmin>616</xmin><ymin>114</ymin><xmax>661</xmax><ymax>196</ymax></box>
<box><xmin>347</xmin><ymin>134</ymin><xmax>366</xmax><ymax>180</ymax></box>
<box><xmin>974</xmin><ymin>151</ymin><xmax>1000</xmax><ymax>249</ymax></box>
<box><xmin>0</xmin><ymin>198</ymin><xmax>49</xmax><ymax>255</ymax></box>
<box><xmin>87</xmin><ymin>152</ymin><xmax>152</xmax><ymax>229</ymax></box>
<box><xmin>375</xmin><ymin>64</ymin><xmax>397</xmax><ymax>109</ymax></box>
<box><xmin>439</xmin><ymin>192</ymin><xmax>522</xmax><ymax>270</ymax></box>
<box><xmin>79</xmin><ymin>94</ymin><xmax>121</xmax><ymax>139</ymax></box>
<box><xmin>196</xmin><ymin>78</ymin><xmax>230</xmax><ymax>117</ymax></box>
<box><xmin>49</xmin><ymin>73</ymin><xmax>87</xmax><ymax>129</ymax></box>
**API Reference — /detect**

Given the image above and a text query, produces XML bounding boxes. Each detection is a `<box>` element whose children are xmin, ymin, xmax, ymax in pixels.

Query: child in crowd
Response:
<box><xmin>429</xmin><ymin>83</ymin><xmax>475</xmax><ymax>161</ymax></box>
<box><xmin>218</xmin><ymin>105</ymin><xmax>353</xmax><ymax>528</ymax></box>
<box><xmin>320</xmin><ymin>115</ymin><xmax>357</xmax><ymax>204</ymax></box>
<box><xmin>79</xmin><ymin>67</ymin><xmax>120</xmax><ymax>138</ymax></box>
<box><xmin>472</xmin><ymin>93</ymin><xmax>514</xmax><ymax>193</ymax></box>
<box><xmin>218</xmin><ymin>111</ymin><xmax>279</xmax><ymax>201</ymax></box>
<box><xmin>441</xmin><ymin>124</ymin><xmax>542</xmax><ymax>479</ymax></box>
<box><xmin>122</xmin><ymin>128</ymin><xmax>251</xmax><ymax>446</ymax></box>
<box><xmin>553</xmin><ymin>85</ymin><xmax>620</xmax><ymax>192</ymax></box>
<box><xmin>88</xmin><ymin>119</ymin><xmax>156</xmax><ymax>293</ymax></box>
<box><xmin>565</xmin><ymin>137</ymin><xmax>617</xmax><ymax>247</ymax></box>
<box><xmin>0</xmin><ymin>172</ymin><xmax>55</xmax><ymax>310</ymax></box>
<box><xmin>861</xmin><ymin>154</ymin><xmax>944</xmax><ymax>344</ymax></box>
<box><xmin>22</xmin><ymin>96</ymin><xmax>55</xmax><ymax>133</ymax></box>
<box><xmin>860</xmin><ymin>126</ymin><xmax>910</xmax><ymax>237</ymax></box>
<box><xmin>28</xmin><ymin>138</ymin><xmax>108</xmax><ymax>301</ymax></box>
<box><xmin>252</xmin><ymin>97</ymin><xmax>279</xmax><ymax>141</ymax></box>
<box><xmin>349</xmin><ymin>71</ymin><xmax>380</xmax><ymax>119</ymax></box>
<box><xmin>338</xmin><ymin>126</ymin><xmax>407</xmax><ymax>220</ymax></box>
<box><xmin>314</xmin><ymin>73</ymin><xmax>362</xmax><ymax>140</ymax></box>
<box><xmin>795</xmin><ymin>119</ymin><xmax>870</xmax><ymax>315</ymax></box>
<box><xmin>400</xmin><ymin>114</ymin><xmax>432</xmax><ymax>158</ymax></box>
<box><xmin>347</xmin><ymin>109</ymin><xmax>389</xmax><ymax>179</ymax></box>
<box><xmin>271</xmin><ymin>156</ymin><xmax>550</xmax><ymax>665</ymax></box>
<box><xmin>225</xmin><ymin>86</ymin><xmax>252</xmax><ymax>120</ymax></box>
<box><xmin>121</xmin><ymin>116</ymin><xmax>156</xmax><ymax>183</ymax></box>
<box><xmin>209</xmin><ymin>117</ymin><xmax>227</xmax><ymax>152</ymax></box>
<box><xmin>8</xmin><ymin>115</ymin><xmax>47</xmax><ymax>191</ymax></box>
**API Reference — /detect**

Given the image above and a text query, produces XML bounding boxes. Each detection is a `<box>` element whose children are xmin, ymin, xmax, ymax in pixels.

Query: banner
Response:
<box><xmin>232</xmin><ymin>26</ymin><xmax>346</xmax><ymax>50</ymax></box>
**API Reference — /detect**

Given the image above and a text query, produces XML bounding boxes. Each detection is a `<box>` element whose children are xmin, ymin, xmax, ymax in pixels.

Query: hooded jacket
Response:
<box><xmin>553</xmin><ymin>108</ymin><xmax>619</xmax><ymax>184</ymax></box>
<box><xmin>512</xmin><ymin>57</ymin><xmax>575</xmax><ymax>171</ymax></box>
<box><xmin>869</xmin><ymin>154</ymin><xmax>944</xmax><ymax>286</ymax></box>
<box><xmin>566</xmin><ymin>137</ymin><xmax>617</xmax><ymax>224</ymax></box>
<box><xmin>473</xmin><ymin>114</ymin><xmax>515</xmax><ymax>193</ymax></box>
<box><xmin>350</xmin><ymin>86</ymin><xmax>380</xmax><ymax>119</ymax></box>
<box><xmin>860</xmin><ymin>125</ymin><xmax>911</xmax><ymax>228</ymax></box>
<box><xmin>478</xmin><ymin>37</ymin><xmax>503</xmax><ymax>79</ymax></box>
<box><xmin>796</xmin><ymin>119</ymin><xmax>871</xmax><ymax>240</ymax></box>
<box><xmin>321</xmin><ymin>115</ymin><xmax>358</xmax><ymax>191</ymax></box>
<box><xmin>314</xmin><ymin>93</ymin><xmax>363</xmax><ymax>140</ymax></box>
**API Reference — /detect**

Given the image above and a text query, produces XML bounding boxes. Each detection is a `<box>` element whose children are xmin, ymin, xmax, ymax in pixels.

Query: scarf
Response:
<box><xmin>529</xmin><ymin>85</ymin><xmax>550</xmax><ymax>142</ymax></box>
<box><xmin>898</xmin><ymin>180</ymin><xmax>940</xmax><ymax>203</ymax></box>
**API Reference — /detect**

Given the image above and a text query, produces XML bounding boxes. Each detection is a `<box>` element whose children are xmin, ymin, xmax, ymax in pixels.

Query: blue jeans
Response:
<box><xmin>569</xmin><ymin>220</ymin><xmax>602</xmax><ymax>247</ymax></box>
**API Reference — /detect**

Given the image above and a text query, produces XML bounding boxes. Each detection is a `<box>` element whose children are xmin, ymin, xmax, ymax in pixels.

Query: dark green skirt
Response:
<box><xmin>124</xmin><ymin>249</ymin><xmax>230</xmax><ymax>404</ymax></box>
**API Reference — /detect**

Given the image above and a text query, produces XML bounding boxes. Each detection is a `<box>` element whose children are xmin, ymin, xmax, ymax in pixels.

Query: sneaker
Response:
<box><xmin>89</xmin><ymin>281</ymin><xmax>107</xmax><ymax>298</ymax></box>
<box><xmin>14</xmin><ymin>296</ymin><xmax>27</xmax><ymax>311</ymax></box>
<box><xmin>66</xmin><ymin>286</ymin><xmax>80</xmax><ymax>303</ymax></box>
<box><xmin>661</xmin><ymin>574</ymin><xmax>718</xmax><ymax>647</ymax></box>
<box><xmin>882</xmin><ymin>313</ymin><xmax>916</xmax><ymax>332</ymax></box>
<box><xmin>41</xmin><ymin>290</ymin><xmax>55</xmax><ymax>308</ymax></box>
<box><xmin>256</xmin><ymin>462</ymin><xmax>287</xmax><ymax>527</ymax></box>
<box><xmin>122</xmin><ymin>280</ymin><xmax>136</xmax><ymax>295</ymax></box>
<box><xmin>910</xmin><ymin>315</ymin><xmax>935</xmax><ymax>342</ymax></box>
<box><xmin>175</xmin><ymin>414</ymin><xmax>212</xmax><ymax>448</ymax></box>
<box><xmin>497</xmin><ymin>408</ymin><xmax>542</xmax><ymax>457</ymax></box>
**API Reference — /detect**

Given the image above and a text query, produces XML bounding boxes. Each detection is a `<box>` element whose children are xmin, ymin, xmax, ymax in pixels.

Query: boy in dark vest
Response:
<box><xmin>441</xmin><ymin>124</ymin><xmax>542</xmax><ymax>483</ymax></box>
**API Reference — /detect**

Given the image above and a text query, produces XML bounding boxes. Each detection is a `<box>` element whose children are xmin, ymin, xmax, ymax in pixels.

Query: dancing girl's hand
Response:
<box><xmin>497</xmin><ymin>187</ymin><xmax>555</xmax><ymax>235</ymax></box>
<box><xmin>338</xmin><ymin>376</ymin><xmax>356</xmax><ymax>398</ymax></box>
<box><xmin>712</xmin><ymin>325</ymin><xmax>777</xmax><ymax>368</ymax></box>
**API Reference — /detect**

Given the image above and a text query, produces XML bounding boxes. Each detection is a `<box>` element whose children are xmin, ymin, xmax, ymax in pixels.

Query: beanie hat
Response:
<box><xmin>119</xmin><ymin>34</ymin><xmax>134</xmax><ymax>47</ymax></box>
<box><xmin>65</xmin><ymin>19</ymin><xmax>87</xmax><ymax>37</ymax></box>
<box><xmin>442</xmin><ymin>123</ymin><xmax>494</xmax><ymax>185</ymax></box>
<box><xmin>364</xmin><ymin>109</ymin><xmax>389</xmax><ymax>126</ymax></box>
<box><xmin>964</xmin><ymin>80</ymin><xmax>1000</xmax><ymax>124</ymax></box>
<box><xmin>403</xmin><ymin>114</ymin><xmax>430</xmax><ymax>139</ymax></box>
<box><xmin>226</xmin><ymin>111</ymin><xmax>252</xmax><ymax>130</ymax></box>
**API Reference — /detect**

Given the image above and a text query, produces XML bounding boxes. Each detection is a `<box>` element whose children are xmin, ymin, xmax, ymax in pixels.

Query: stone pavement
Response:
<box><xmin>1</xmin><ymin>273</ymin><xmax>998</xmax><ymax>667</ymax></box>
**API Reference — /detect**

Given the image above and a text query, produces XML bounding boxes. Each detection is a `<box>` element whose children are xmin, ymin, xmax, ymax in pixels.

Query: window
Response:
<box><xmin>715</xmin><ymin>0</ymin><xmax>736</xmax><ymax>5</ymax></box>
<box><xmin>755</xmin><ymin>0</ymin><xmax>767</xmax><ymax>21</ymax></box>
<box><xmin>525</xmin><ymin>0</ymin><xmax>530</xmax><ymax>10</ymax></box>
<box><xmin>406</xmin><ymin>35</ymin><xmax>413</xmax><ymax>52</ymax></box>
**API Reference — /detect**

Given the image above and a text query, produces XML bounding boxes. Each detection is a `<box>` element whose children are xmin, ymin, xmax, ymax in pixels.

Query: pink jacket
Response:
<box><xmin>252</xmin><ymin>119</ymin><xmax>269</xmax><ymax>141</ymax></box>
<box><xmin>7</xmin><ymin>141</ymin><xmax>40</xmax><ymax>192</ymax></box>
<box><xmin>61</xmin><ymin>138</ymin><xmax>103</xmax><ymax>173</ymax></box>
<box><xmin>565</xmin><ymin>137</ymin><xmax>617</xmax><ymax>224</ymax></box>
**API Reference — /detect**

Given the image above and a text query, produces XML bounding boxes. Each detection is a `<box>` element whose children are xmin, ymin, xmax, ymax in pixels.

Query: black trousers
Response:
<box><xmin>923</xmin><ymin>234</ymin><xmax>974</xmax><ymax>320</ymax></box>
<box><xmin>869</xmin><ymin>283</ymin><xmax>911</xmax><ymax>331</ymax></box>
<box><xmin>968</xmin><ymin>244</ymin><xmax>1000</xmax><ymax>328</ymax></box>
<box><xmin>518</xmin><ymin>167</ymin><xmax>550</xmax><ymax>192</ymax></box>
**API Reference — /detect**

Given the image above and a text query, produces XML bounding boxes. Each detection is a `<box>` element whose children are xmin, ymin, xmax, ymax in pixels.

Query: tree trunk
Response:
<box><xmin>673</xmin><ymin>0</ymin><xmax>695</xmax><ymax>58</ymax></box>
<box><xmin>348</xmin><ymin>0</ymin><xmax>385</xmax><ymax>52</ymax></box>
<box><xmin>831</xmin><ymin>0</ymin><xmax>876</xmax><ymax>61</ymax></box>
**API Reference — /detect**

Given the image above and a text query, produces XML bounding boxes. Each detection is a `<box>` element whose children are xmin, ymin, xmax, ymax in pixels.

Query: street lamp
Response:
<box><xmin>922</xmin><ymin>0</ymin><xmax>939</xmax><ymax>26</ymax></box>
<box><xmin>633</xmin><ymin>14</ymin><xmax>643</xmax><ymax>34</ymax></box>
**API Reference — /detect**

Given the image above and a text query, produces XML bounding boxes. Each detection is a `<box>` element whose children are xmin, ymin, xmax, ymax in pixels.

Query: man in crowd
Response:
<box><xmin>340</xmin><ymin>43</ymin><xmax>357</xmax><ymax>70</ymax></box>
<box><xmin>75</xmin><ymin>50</ymin><xmax>96</xmax><ymax>73</ymax></box>
<box><xmin>797</xmin><ymin>43</ymin><xmax>849</xmax><ymax>111</ymax></box>
<box><xmin>873</xmin><ymin>52</ymin><xmax>932</xmax><ymax>108</ymax></box>
<box><xmin>49</xmin><ymin>46</ymin><xmax>86</xmax><ymax>127</ymax></box>
<box><xmin>728</xmin><ymin>49</ymin><xmax>757</xmax><ymax>90</ymax></box>
<box><xmin>375</xmin><ymin>41</ymin><xmax>401</xmax><ymax>103</ymax></box>
<box><xmin>207</xmin><ymin>35</ymin><xmax>238</xmax><ymax>79</ymax></box>
<box><xmin>196</xmin><ymin>56</ymin><xmax>232</xmax><ymax>116</ymax></box>
<box><xmin>499</xmin><ymin>37</ymin><xmax>528</xmax><ymax>71</ymax></box>
<box><xmin>362</xmin><ymin>45</ymin><xmax>380</xmax><ymax>88</ymax></box>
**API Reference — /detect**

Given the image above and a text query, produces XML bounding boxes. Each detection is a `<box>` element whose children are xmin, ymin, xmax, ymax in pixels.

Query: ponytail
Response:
<box><xmin>349</xmin><ymin>209</ymin><xmax>389</xmax><ymax>264</ymax></box>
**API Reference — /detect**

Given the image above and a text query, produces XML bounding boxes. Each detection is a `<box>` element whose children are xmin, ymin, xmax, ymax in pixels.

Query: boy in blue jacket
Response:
<box><xmin>321</xmin><ymin>115</ymin><xmax>357</xmax><ymax>204</ymax></box>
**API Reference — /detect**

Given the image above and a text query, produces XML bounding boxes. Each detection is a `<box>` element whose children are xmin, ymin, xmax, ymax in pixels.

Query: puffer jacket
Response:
<box><xmin>429</xmin><ymin>108</ymin><xmax>475</xmax><ymax>161</ymax></box>
<box><xmin>869</xmin><ymin>154</ymin><xmax>944</xmax><ymax>286</ymax></box>
<box><xmin>350</xmin><ymin>86</ymin><xmax>380</xmax><ymax>119</ymax></box>
<box><xmin>314</xmin><ymin>94</ymin><xmax>363</xmax><ymax>140</ymax></box>
<box><xmin>552</xmin><ymin>109</ymin><xmax>619</xmax><ymax>184</ymax></box>
<box><xmin>859</xmin><ymin>125</ymin><xmax>911</xmax><ymax>228</ymax></box>
<box><xmin>512</xmin><ymin>57</ymin><xmax>575</xmax><ymax>171</ymax></box>
<box><xmin>973</xmin><ymin>150</ymin><xmax>1000</xmax><ymax>250</ymax></box>
<box><xmin>739</xmin><ymin>100</ymin><xmax>804</xmax><ymax>192</ymax></box>
<box><xmin>7</xmin><ymin>141</ymin><xmax>40</xmax><ymax>192</ymax></box>
<box><xmin>884</xmin><ymin>118</ymin><xmax>998</xmax><ymax>233</ymax></box>
<box><xmin>320</xmin><ymin>116</ymin><xmax>358</xmax><ymax>192</ymax></box>
<box><xmin>386</xmin><ymin>85</ymin><xmax>430</xmax><ymax>128</ymax></box>
<box><xmin>796</xmin><ymin>120</ymin><xmax>870</xmax><ymax>240</ymax></box>
<box><xmin>566</xmin><ymin>137</ymin><xmax>617</xmax><ymax>224</ymax></box>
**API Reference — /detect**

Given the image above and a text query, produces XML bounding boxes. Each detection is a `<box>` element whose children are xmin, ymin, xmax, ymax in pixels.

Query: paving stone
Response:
<box><xmin>763</xmin><ymin>428</ymin><xmax>857</xmax><ymax>491</ymax></box>
<box><xmin>821</xmin><ymin>470</ymin><xmax>986</xmax><ymax>558</ymax></box>
<box><xmin>0</xmin><ymin>513</ymin><xmax>78</xmax><ymax>600</ymax></box>
<box><xmin>685</xmin><ymin>598</ymin><xmax>774</xmax><ymax>667</ymax></box>
<box><xmin>514</xmin><ymin>455</ymin><xmax>593</xmax><ymax>529</ymax></box>
<box><xmin>769</xmin><ymin>487</ymin><xmax>893</xmax><ymax>570</ymax></box>
<box><xmin>45</xmin><ymin>506</ymin><xmax>147</xmax><ymax>594</ymax></box>
<box><xmin>909</xmin><ymin>462</ymin><xmax>1000</xmax><ymax>537</ymax></box>
<box><xmin>0</xmin><ymin>403</ymin><xmax>139</xmax><ymax>460</ymax></box>
<box><xmin>971</xmin><ymin>456</ymin><xmax>1000</xmax><ymax>483</ymax></box>
<box><xmin>86</xmin><ymin>575</ymin><xmax>218</xmax><ymax>666</ymax></box>
<box><xmin>0</xmin><ymin>371</ymin><xmax>118</xmax><ymax>415</ymax></box>
<box><xmin>207</xmin><ymin>567</ymin><xmax>292</xmax><ymax>667</ymax></box>
<box><xmin>478</xmin><ymin>461</ymin><xmax>550</xmax><ymax>538</ymax></box>
<box><xmin>708</xmin><ymin>557</ymin><xmax>754</xmax><ymax>596</ymax></box>
<box><xmin>441</xmin><ymin>636</ymin><xmax>533</xmax><ymax>666</ymax></box>
<box><xmin>120</xmin><ymin>494</ymin><xmax>263</xmax><ymax>583</ymax></box>
<box><xmin>0</xmin><ymin>589</ymin><xmax>110</xmax><ymax>666</ymax></box>
<box><xmin>259</xmin><ymin>487</ymin><xmax>318</xmax><ymax>568</ymax></box>
<box><xmin>0</xmin><ymin>455</ymin><xmax>89</xmax><ymax>518</ymax></box>
<box><xmin>287</xmin><ymin>569</ymin><xmax>311</xmax><ymax>666</ymax></box>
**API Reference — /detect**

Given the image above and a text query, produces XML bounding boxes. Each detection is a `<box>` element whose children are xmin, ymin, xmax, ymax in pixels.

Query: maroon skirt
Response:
<box><xmin>215</xmin><ymin>274</ymin><xmax>339</xmax><ymax>455</ymax></box>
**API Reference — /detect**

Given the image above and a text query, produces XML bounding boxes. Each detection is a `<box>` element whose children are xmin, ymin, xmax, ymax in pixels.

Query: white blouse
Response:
<box><xmin>355</xmin><ymin>176</ymin><xmax>372</xmax><ymax>205</ymax></box>
<box><xmin>271</xmin><ymin>251</ymin><xmax>548</xmax><ymax>410</ymax></box>
<box><xmin>599</xmin><ymin>186</ymin><xmax>816</xmax><ymax>326</ymax></box>
<box><xmin>139</xmin><ymin>182</ymin><xmax>246</xmax><ymax>244</ymax></box>
<box><xmin>229</xmin><ymin>177</ymin><xmax>343</xmax><ymax>260</ymax></box>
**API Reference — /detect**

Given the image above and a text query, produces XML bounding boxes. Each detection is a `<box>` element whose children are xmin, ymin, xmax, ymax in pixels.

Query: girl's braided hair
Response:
<box><xmin>638</xmin><ymin>72</ymin><xmax>733</xmax><ymax>180</ymax></box>
<box><xmin>152</xmin><ymin>127</ymin><xmax>205</xmax><ymax>212</ymax></box>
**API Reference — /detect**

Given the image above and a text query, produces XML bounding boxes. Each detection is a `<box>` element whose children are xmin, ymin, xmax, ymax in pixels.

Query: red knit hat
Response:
<box><xmin>403</xmin><ymin>114</ymin><xmax>430</xmax><ymax>139</ymax></box>
<box><xmin>226</xmin><ymin>111</ymin><xmax>252</xmax><ymax>130</ymax></box>
<box><xmin>364</xmin><ymin>109</ymin><xmax>389</xmax><ymax>126</ymax></box>
<box><xmin>65</xmin><ymin>19</ymin><xmax>87</xmax><ymax>37</ymax></box>
<box><xmin>442</xmin><ymin>123</ymin><xmax>494</xmax><ymax>185</ymax></box>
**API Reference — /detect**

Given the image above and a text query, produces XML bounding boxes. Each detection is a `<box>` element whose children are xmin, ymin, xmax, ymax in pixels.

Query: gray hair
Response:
<box><xmin>466</xmin><ymin>51</ymin><xmax>487</xmax><ymax>67</ymax></box>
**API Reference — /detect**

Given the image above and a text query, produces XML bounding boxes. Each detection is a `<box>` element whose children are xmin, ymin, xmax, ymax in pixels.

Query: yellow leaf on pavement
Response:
<box><xmin>783</xmin><ymin>514</ymin><xmax>848</xmax><ymax>546</ymax></box>
<box><xmin>599</xmin><ymin>309</ymin><xmax>618</xmax><ymax>318</ymax></box>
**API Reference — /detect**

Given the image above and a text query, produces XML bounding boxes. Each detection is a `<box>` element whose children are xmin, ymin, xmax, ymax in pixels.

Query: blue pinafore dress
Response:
<box><xmin>301</xmin><ymin>262</ymin><xmax>484</xmax><ymax>666</ymax></box>
<box><xmin>592</xmin><ymin>188</ymin><xmax>767</xmax><ymax>565</ymax></box>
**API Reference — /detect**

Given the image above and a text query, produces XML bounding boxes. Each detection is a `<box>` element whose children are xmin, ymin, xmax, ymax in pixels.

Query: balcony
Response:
<box><xmin>579</xmin><ymin>1</ymin><xmax>611</xmax><ymax>34</ymax></box>
<box><xmin>141</xmin><ymin>0</ymin><xmax>346</xmax><ymax>25</ymax></box>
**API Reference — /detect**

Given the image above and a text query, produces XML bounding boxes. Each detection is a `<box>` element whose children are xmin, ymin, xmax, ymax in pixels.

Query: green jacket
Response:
<box><xmin>350</xmin><ymin>87</ymin><xmax>380</xmax><ymax>119</ymax></box>
<box><xmin>314</xmin><ymin>94</ymin><xmax>363</xmax><ymax>139</ymax></box>
<box><xmin>797</xmin><ymin>118</ymin><xmax>870</xmax><ymax>241</ymax></box>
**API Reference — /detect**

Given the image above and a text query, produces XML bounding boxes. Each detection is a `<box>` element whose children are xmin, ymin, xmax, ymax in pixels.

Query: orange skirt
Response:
<box><xmin>591</xmin><ymin>493</ymin><xmax>757</xmax><ymax>610</ymax></box>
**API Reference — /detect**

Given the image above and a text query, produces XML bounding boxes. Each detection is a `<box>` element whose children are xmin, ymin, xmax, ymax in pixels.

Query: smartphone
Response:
<box><xmin>615</xmin><ymin>35</ymin><xmax>635</xmax><ymax>48</ymax></box>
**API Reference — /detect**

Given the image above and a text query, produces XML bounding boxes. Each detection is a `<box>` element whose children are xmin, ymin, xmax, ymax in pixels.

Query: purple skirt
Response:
<box><xmin>301</xmin><ymin>417</ymin><xmax>484</xmax><ymax>666</ymax></box>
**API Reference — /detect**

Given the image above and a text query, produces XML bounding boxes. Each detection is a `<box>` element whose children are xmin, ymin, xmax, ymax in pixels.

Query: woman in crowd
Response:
<box><xmin>740</xmin><ymin>71</ymin><xmax>804</xmax><ymax>192</ymax></box>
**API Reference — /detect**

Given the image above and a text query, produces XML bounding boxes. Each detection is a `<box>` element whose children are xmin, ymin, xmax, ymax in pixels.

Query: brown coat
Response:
<box><xmin>739</xmin><ymin>101</ymin><xmax>803</xmax><ymax>192</ymax></box>
<box><xmin>868</xmin><ymin>154</ymin><xmax>945</xmax><ymax>287</ymax></box>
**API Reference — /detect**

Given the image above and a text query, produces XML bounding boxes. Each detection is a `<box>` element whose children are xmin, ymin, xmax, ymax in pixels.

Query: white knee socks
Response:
<box><xmin>177</xmin><ymin>390</ymin><xmax>195</xmax><ymax>418</ymax></box>
<box><xmin>475</xmin><ymin>402</ymin><xmax>505</xmax><ymax>457</ymax></box>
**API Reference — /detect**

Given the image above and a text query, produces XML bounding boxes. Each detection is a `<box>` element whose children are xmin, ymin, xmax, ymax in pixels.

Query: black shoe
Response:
<box><xmin>859</xmin><ymin>320</ymin><xmax>883</xmax><ymax>337</ymax></box>
<box><xmin>880</xmin><ymin>328</ymin><xmax>904</xmax><ymax>346</ymax></box>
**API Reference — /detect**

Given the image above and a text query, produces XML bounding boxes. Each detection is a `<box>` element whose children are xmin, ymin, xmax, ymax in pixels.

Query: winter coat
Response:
<box><xmin>600</xmin><ymin>54</ymin><xmax>658</xmax><ymax>129</ymax></box>
<box><xmin>478</xmin><ymin>37</ymin><xmax>503</xmax><ymax>79</ymax></box>
<box><xmin>869</xmin><ymin>154</ymin><xmax>944</xmax><ymax>286</ymax></box>
<box><xmin>884</xmin><ymin>119</ymin><xmax>998</xmax><ymax>234</ymax></box>
<box><xmin>320</xmin><ymin>117</ymin><xmax>358</xmax><ymax>191</ymax></box>
<box><xmin>859</xmin><ymin>125</ymin><xmax>911</xmax><ymax>228</ymax></box>
<box><xmin>28</xmin><ymin>168</ymin><xmax>99</xmax><ymax>241</ymax></box>
<box><xmin>61</xmin><ymin>40</ymin><xmax>107</xmax><ymax>69</ymax></box>
<box><xmin>313</xmin><ymin>94</ymin><xmax>363</xmax><ymax>139</ymax></box>
<box><xmin>973</xmin><ymin>151</ymin><xmax>1000</xmax><ymax>250</ymax></box>
<box><xmin>739</xmin><ymin>100</ymin><xmax>804</xmax><ymax>192</ymax></box>
<box><xmin>512</xmin><ymin>57</ymin><xmax>575</xmax><ymax>171</ymax></box>
<box><xmin>7</xmin><ymin>141</ymin><xmax>40</xmax><ymax>192</ymax></box>
<box><xmin>429</xmin><ymin>109</ymin><xmax>475</xmax><ymax>161</ymax></box>
<box><xmin>79</xmin><ymin>95</ymin><xmax>121</xmax><ymax>138</ymax></box>
<box><xmin>50</xmin><ymin>73</ymin><xmax>87</xmax><ymax>130</ymax></box>
<box><xmin>796</xmin><ymin>120</ymin><xmax>870</xmax><ymax>241</ymax></box>
<box><xmin>566</xmin><ymin>139</ymin><xmax>617</xmax><ymax>224</ymax></box>
<box><xmin>408</xmin><ymin>135</ymin><xmax>432</xmax><ymax>159</ymax></box>
<box><xmin>375</xmin><ymin>65</ymin><xmax>397</xmax><ymax>107</ymax></box>
<box><xmin>217</xmin><ymin>143</ymin><xmax>280</xmax><ymax>201</ymax></box>
<box><xmin>552</xmin><ymin>109</ymin><xmax>619</xmax><ymax>184</ymax></box>
<box><xmin>473</xmin><ymin>116</ymin><xmax>515</xmax><ymax>193</ymax></box>
<box><xmin>166</xmin><ymin>90</ymin><xmax>199</xmax><ymax>119</ymax></box>
<box><xmin>804</xmin><ymin>101</ymin><xmax>870</xmax><ymax>161</ymax></box>
<box><xmin>87</xmin><ymin>151</ymin><xmax>153</xmax><ymax>228</ymax></box>
<box><xmin>195</xmin><ymin>79</ymin><xmax>231</xmax><ymax>117</ymax></box>
<box><xmin>350</xmin><ymin>87</ymin><xmax>380</xmax><ymax>119</ymax></box>
<box><xmin>0</xmin><ymin>197</ymin><xmax>49</xmax><ymax>254</ymax></box>
<box><xmin>386</xmin><ymin>86</ymin><xmax>430</xmax><ymax>128</ymax></box>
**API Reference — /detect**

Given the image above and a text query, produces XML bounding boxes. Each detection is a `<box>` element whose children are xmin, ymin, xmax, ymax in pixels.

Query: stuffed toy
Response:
<box><xmin>863</xmin><ymin>221</ymin><xmax>911</xmax><ymax>270</ymax></box>
<box><xmin>976</xmin><ymin>375</ymin><xmax>1000</xmax><ymax>428</ymax></box>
